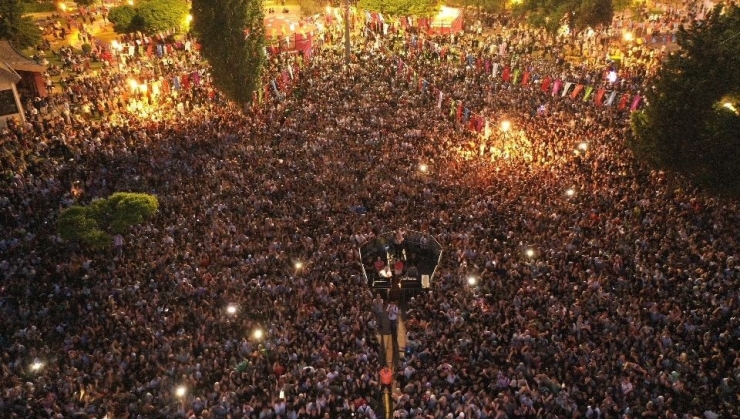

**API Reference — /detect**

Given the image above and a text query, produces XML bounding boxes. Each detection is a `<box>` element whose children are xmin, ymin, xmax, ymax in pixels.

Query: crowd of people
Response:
<box><xmin>2</xmin><ymin>1</ymin><xmax>739</xmax><ymax>418</ymax></box>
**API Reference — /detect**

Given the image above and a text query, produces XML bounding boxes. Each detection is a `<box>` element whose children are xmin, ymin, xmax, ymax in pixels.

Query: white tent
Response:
<box><xmin>0</xmin><ymin>60</ymin><xmax>25</xmax><ymax>128</ymax></box>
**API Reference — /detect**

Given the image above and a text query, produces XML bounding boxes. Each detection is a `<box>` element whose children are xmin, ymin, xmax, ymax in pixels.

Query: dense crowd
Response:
<box><xmin>2</xmin><ymin>2</ymin><xmax>739</xmax><ymax>419</ymax></box>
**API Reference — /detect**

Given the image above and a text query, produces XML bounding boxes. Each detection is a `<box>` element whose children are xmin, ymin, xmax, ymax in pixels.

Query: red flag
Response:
<box><xmin>570</xmin><ymin>84</ymin><xmax>584</xmax><ymax>100</ymax></box>
<box><xmin>456</xmin><ymin>102</ymin><xmax>463</xmax><ymax>123</ymax></box>
<box><xmin>521</xmin><ymin>71</ymin><xmax>530</xmax><ymax>86</ymax></box>
<box><xmin>502</xmin><ymin>66</ymin><xmax>511</xmax><ymax>82</ymax></box>
<box><xmin>541</xmin><ymin>77</ymin><xmax>551</xmax><ymax>92</ymax></box>
<box><xmin>630</xmin><ymin>95</ymin><xmax>641</xmax><ymax>111</ymax></box>
<box><xmin>594</xmin><ymin>88</ymin><xmax>606</xmax><ymax>106</ymax></box>
<box><xmin>618</xmin><ymin>94</ymin><xmax>630</xmax><ymax>111</ymax></box>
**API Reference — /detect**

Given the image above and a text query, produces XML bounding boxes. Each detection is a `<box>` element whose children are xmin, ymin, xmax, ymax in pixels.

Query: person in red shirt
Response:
<box><xmin>380</xmin><ymin>366</ymin><xmax>393</xmax><ymax>390</ymax></box>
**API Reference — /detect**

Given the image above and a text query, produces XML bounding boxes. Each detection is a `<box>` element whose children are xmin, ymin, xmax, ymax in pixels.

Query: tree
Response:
<box><xmin>57</xmin><ymin>192</ymin><xmax>159</xmax><ymax>249</ymax></box>
<box><xmin>191</xmin><ymin>0</ymin><xmax>266</xmax><ymax>110</ymax></box>
<box><xmin>108</xmin><ymin>5</ymin><xmax>138</xmax><ymax>33</ymax></box>
<box><xmin>296</xmin><ymin>0</ymin><xmax>325</xmax><ymax>17</ymax></box>
<box><xmin>630</xmin><ymin>5</ymin><xmax>740</xmax><ymax>194</ymax></box>
<box><xmin>358</xmin><ymin>0</ymin><xmax>439</xmax><ymax>17</ymax></box>
<box><xmin>513</xmin><ymin>0</ymin><xmax>613</xmax><ymax>34</ymax></box>
<box><xmin>447</xmin><ymin>0</ymin><xmax>504</xmax><ymax>14</ymax></box>
<box><xmin>0</xmin><ymin>0</ymin><xmax>42</xmax><ymax>49</ymax></box>
<box><xmin>108</xmin><ymin>0</ymin><xmax>188</xmax><ymax>34</ymax></box>
<box><xmin>136</xmin><ymin>0</ymin><xmax>189</xmax><ymax>33</ymax></box>
<box><xmin>75</xmin><ymin>0</ymin><xmax>101</xmax><ymax>7</ymax></box>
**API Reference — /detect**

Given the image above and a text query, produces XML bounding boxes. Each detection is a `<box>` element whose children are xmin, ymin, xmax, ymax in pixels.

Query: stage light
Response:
<box><xmin>467</xmin><ymin>276</ymin><xmax>477</xmax><ymax>286</ymax></box>
<box><xmin>226</xmin><ymin>304</ymin><xmax>237</xmax><ymax>315</ymax></box>
<box><xmin>175</xmin><ymin>385</ymin><xmax>186</xmax><ymax>398</ymax></box>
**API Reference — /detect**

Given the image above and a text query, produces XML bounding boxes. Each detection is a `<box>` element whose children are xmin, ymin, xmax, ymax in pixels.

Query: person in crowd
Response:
<box><xmin>0</xmin><ymin>2</ymin><xmax>737</xmax><ymax>418</ymax></box>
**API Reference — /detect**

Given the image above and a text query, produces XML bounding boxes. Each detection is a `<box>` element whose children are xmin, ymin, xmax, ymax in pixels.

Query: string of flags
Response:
<box><xmin>394</xmin><ymin>54</ymin><xmax>642</xmax><ymax>134</ymax></box>
<box><xmin>255</xmin><ymin>38</ymin><xmax>644</xmax><ymax>126</ymax></box>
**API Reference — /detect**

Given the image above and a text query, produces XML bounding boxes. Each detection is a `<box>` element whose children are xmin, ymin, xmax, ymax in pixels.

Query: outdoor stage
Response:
<box><xmin>359</xmin><ymin>230</ymin><xmax>441</xmax><ymax>301</ymax></box>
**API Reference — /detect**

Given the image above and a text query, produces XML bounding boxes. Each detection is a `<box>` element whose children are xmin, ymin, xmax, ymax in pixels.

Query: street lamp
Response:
<box><xmin>253</xmin><ymin>328</ymin><xmax>264</xmax><ymax>340</ymax></box>
<box><xmin>226</xmin><ymin>304</ymin><xmax>237</xmax><ymax>315</ymax></box>
<box><xmin>525</xmin><ymin>248</ymin><xmax>535</xmax><ymax>258</ymax></box>
<box><xmin>419</xmin><ymin>163</ymin><xmax>428</xmax><ymax>173</ymax></box>
<box><xmin>175</xmin><ymin>385</ymin><xmax>187</xmax><ymax>398</ymax></box>
<box><xmin>566</xmin><ymin>188</ymin><xmax>575</xmax><ymax>197</ymax></box>
<box><xmin>467</xmin><ymin>276</ymin><xmax>477</xmax><ymax>286</ymax></box>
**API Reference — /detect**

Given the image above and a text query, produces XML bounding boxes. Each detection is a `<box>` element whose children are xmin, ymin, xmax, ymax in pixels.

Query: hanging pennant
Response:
<box><xmin>618</xmin><ymin>94</ymin><xmax>630</xmax><ymax>111</ymax></box>
<box><xmin>630</xmin><ymin>95</ymin><xmax>641</xmax><ymax>111</ymax></box>
<box><xmin>561</xmin><ymin>82</ymin><xmax>573</xmax><ymax>97</ymax></box>
<box><xmin>606</xmin><ymin>91</ymin><xmax>618</xmax><ymax>106</ymax></box>
<box><xmin>570</xmin><ymin>84</ymin><xmax>584</xmax><ymax>100</ymax></box>
<box><xmin>582</xmin><ymin>86</ymin><xmax>594</xmax><ymax>102</ymax></box>
<box><xmin>521</xmin><ymin>71</ymin><xmax>530</xmax><ymax>86</ymax></box>
<box><xmin>502</xmin><ymin>66</ymin><xmax>512</xmax><ymax>82</ymax></box>
<box><xmin>541</xmin><ymin>77</ymin><xmax>552</xmax><ymax>92</ymax></box>
<box><xmin>595</xmin><ymin>88</ymin><xmax>606</xmax><ymax>106</ymax></box>
<box><xmin>552</xmin><ymin>79</ymin><xmax>562</xmax><ymax>97</ymax></box>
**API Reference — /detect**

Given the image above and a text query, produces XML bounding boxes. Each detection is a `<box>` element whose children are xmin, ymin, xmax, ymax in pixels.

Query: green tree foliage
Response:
<box><xmin>75</xmin><ymin>0</ymin><xmax>100</xmax><ymax>7</ymax></box>
<box><xmin>57</xmin><ymin>193</ymin><xmax>159</xmax><ymax>249</ymax></box>
<box><xmin>513</xmin><ymin>0</ymin><xmax>613</xmax><ymax>34</ymax></box>
<box><xmin>631</xmin><ymin>5</ymin><xmax>740</xmax><ymax>194</ymax></box>
<box><xmin>296</xmin><ymin>0</ymin><xmax>325</xmax><ymax>17</ymax></box>
<box><xmin>108</xmin><ymin>5</ymin><xmax>138</xmax><ymax>33</ymax></box>
<box><xmin>137</xmin><ymin>0</ymin><xmax>189</xmax><ymax>33</ymax></box>
<box><xmin>0</xmin><ymin>0</ymin><xmax>42</xmax><ymax>49</ymax></box>
<box><xmin>192</xmin><ymin>0</ymin><xmax>266</xmax><ymax>110</ymax></box>
<box><xmin>108</xmin><ymin>0</ymin><xmax>188</xmax><ymax>34</ymax></box>
<box><xmin>446</xmin><ymin>0</ymin><xmax>503</xmax><ymax>14</ymax></box>
<box><xmin>358</xmin><ymin>0</ymin><xmax>439</xmax><ymax>17</ymax></box>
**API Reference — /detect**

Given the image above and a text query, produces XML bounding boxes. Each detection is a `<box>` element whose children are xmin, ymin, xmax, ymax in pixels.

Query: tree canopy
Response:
<box><xmin>108</xmin><ymin>0</ymin><xmax>189</xmax><ymax>34</ymax></box>
<box><xmin>75</xmin><ymin>0</ymin><xmax>100</xmax><ymax>7</ymax></box>
<box><xmin>191</xmin><ymin>0</ymin><xmax>266</xmax><ymax>110</ymax></box>
<box><xmin>0</xmin><ymin>0</ymin><xmax>42</xmax><ymax>49</ymax></box>
<box><xmin>57</xmin><ymin>192</ymin><xmax>159</xmax><ymax>249</ymax></box>
<box><xmin>357</xmin><ymin>0</ymin><xmax>440</xmax><ymax>17</ymax></box>
<box><xmin>631</xmin><ymin>5</ymin><xmax>740</xmax><ymax>194</ymax></box>
<box><xmin>513</xmin><ymin>0</ymin><xmax>614</xmax><ymax>34</ymax></box>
